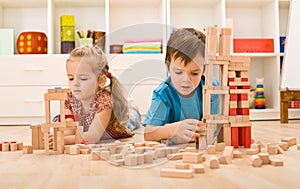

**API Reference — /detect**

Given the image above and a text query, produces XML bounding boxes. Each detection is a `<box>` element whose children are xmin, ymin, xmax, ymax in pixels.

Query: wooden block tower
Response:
<box><xmin>200</xmin><ymin>27</ymin><xmax>231</xmax><ymax>149</ymax></box>
<box><xmin>228</xmin><ymin>56</ymin><xmax>252</xmax><ymax>148</ymax></box>
<box><xmin>41</xmin><ymin>88</ymin><xmax>81</xmax><ymax>155</ymax></box>
<box><xmin>201</xmin><ymin>26</ymin><xmax>252</xmax><ymax>148</ymax></box>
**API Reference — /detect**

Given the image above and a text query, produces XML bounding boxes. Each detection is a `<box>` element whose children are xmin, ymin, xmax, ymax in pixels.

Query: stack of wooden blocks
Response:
<box><xmin>228</xmin><ymin>56</ymin><xmax>252</xmax><ymax>148</ymax></box>
<box><xmin>202</xmin><ymin>26</ymin><xmax>251</xmax><ymax>148</ymax></box>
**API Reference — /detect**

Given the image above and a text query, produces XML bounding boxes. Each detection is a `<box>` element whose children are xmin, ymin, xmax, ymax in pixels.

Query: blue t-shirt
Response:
<box><xmin>143</xmin><ymin>75</ymin><xmax>219</xmax><ymax>126</ymax></box>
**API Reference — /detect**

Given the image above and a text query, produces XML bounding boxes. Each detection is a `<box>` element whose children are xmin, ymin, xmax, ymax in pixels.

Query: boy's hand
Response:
<box><xmin>169</xmin><ymin>119</ymin><xmax>205</xmax><ymax>144</ymax></box>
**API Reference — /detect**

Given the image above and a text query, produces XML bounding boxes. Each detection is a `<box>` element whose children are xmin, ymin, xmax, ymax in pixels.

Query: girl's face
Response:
<box><xmin>72</xmin><ymin>60</ymin><xmax>99</xmax><ymax>101</ymax></box>
<box><xmin>168</xmin><ymin>54</ymin><xmax>204</xmax><ymax>98</ymax></box>
<box><xmin>66</xmin><ymin>56</ymin><xmax>81</xmax><ymax>91</ymax></box>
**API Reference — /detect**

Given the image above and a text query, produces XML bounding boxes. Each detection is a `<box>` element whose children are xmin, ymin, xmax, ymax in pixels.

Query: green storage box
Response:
<box><xmin>0</xmin><ymin>29</ymin><xmax>14</xmax><ymax>55</ymax></box>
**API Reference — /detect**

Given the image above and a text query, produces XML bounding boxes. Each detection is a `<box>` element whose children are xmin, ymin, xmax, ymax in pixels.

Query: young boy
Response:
<box><xmin>143</xmin><ymin>28</ymin><xmax>219</xmax><ymax>144</ymax></box>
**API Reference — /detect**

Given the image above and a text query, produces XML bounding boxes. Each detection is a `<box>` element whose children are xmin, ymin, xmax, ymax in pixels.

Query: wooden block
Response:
<box><xmin>254</xmin><ymin>140</ymin><xmax>265</xmax><ymax>148</ymax></box>
<box><xmin>110</xmin><ymin>159</ymin><xmax>125</xmax><ymax>166</ymax></box>
<box><xmin>2</xmin><ymin>142</ymin><xmax>10</xmax><ymax>151</ymax></box>
<box><xmin>80</xmin><ymin>148</ymin><xmax>91</xmax><ymax>154</ymax></box>
<box><xmin>251</xmin><ymin>143</ymin><xmax>261</xmax><ymax>152</ymax></box>
<box><xmin>269</xmin><ymin>156</ymin><xmax>284</xmax><ymax>166</ymax></box>
<box><xmin>297</xmin><ymin>144</ymin><xmax>300</xmax><ymax>150</ymax></box>
<box><xmin>279</xmin><ymin>142</ymin><xmax>289</xmax><ymax>151</ymax></box>
<box><xmin>258</xmin><ymin>153</ymin><xmax>270</xmax><ymax>165</ymax></box>
<box><xmin>23</xmin><ymin>146</ymin><xmax>33</xmax><ymax>154</ymax></box>
<box><xmin>134</xmin><ymin>142</ymin><xmax>145</xmax><ymax>147</ymax></box>
<box><xmin>100</xmin><ymin>150</ymin><xmax>110</xmax><ymax>160</ymax></box>
<box><xmin>160</xmin><ymin>168</ymin><xmax>194</xmax><ymax>178</ymax></box>
<box><xmin>277</xmin><ymin>145</ymin><xmax>284</xmax><ymax>154</ymax></box>
<box><xmin>145</xmin><ymin>141</ymin><xmax>160</xmax><ymax>147</ymax></box>
<box><xmin>30</xmin><ymin>124</ymin><xmax>40</xmax><ymax>149</ymax></box>
<box><xmin>247</xmin><ymin>149</ymin><xmax>259</xmax><ymax>155</ymax></box>
<box><xmin>221</xmin><ymin>146</ymin><xmax>234</xmax><ymax>163</ymax></box>
<box><xmin>144</xmin><ymin>151</ymin><xmax>154</xmax><ymax>164</ymax></box>
<box><xmin>91</xmin><ymin>150</ymin><xmax>101</xmax><ymax>160</ymax></box>
<box><xmin>70</xmin><ymin>145</ymin><xmax>80</xmax><ymax>155</ymax></box>
<box><xmin>216</xmin><ymin>142</ymin><xmax>225</xmax><ymax>152</ymax></box>
<box><xmin>185</xmin><ymin>147</ymin><xmax>197</xmax><ymax>152</ymax></box>
<box><xmin>281</xmin><ymin>137</ymin><xmax>297</xmax><ymax>147</ymax></box>
<box><xmin>10</xmin><ymin>143</ymin><xmax>18</xmax><ymax>151</ymax></box>
<box><xmin>233</xmin><ymin>150</ymin><xmax>242</xmax><ymax>158</ymax></box>
<box><xmin>155</xmin><ymin>148</ymin><xmax>166</xmax><ymax>158</ymax></box>
<box><xmin>125</xmin><ymin>154</ymin><xmax>138</xmax><ymax>166</ymax></box>
<box><xmin>207</xmin><ymin>145</ymin><xmax>216</xmax><ymax>154</ymax></box>
<box><xmin>193</xmin><ymin>164</ymin><xmax>205</xmax><ymax>174</ymax></box>
<box><xmin>267</xmin><ymin>145</ymin><xmax>278</xmax><ymax>155</ymax></box>
<box><xmin>16</xmin><ymin>142</ymin><xmax>23</xmax><ymax>150</ymax></box>
<box><xmin>182</xmin><ymin>152</ymin><xmax>203</xmax><ymax>164</ymax></box>
<box><xmin>134</xmin><ymin>147</ymin><xmax>145</xmax><ymax>154</ymax></box>
<box><xmin>175</xmin><ymin>163</ymin><xmax>190</xmax><ymax>170</ymax></box>
<box><xmin>137</xmin><ymin>154</ymin><xmax>145</xmax><ymax>165</ymax></box>
<box><xmin>251</xmin><ymin>155</ymin><xmax>262</xmax><ymax>167</ymax></box>
<box><xmin>209</xmin><ymin>157</ymin><xmax>219</xmax><ymax>169</ymax></box>
<box><xmin>167</xmin><ymin>153</ymin><xmax>183</xmax><ymax>160</ymax></box>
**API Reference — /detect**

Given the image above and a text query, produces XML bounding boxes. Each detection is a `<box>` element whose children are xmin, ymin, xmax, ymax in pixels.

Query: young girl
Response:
<box><xmin>64</xmin><ymin>45</ymin><xmax>141</xmax><ymax>144</ymax></box>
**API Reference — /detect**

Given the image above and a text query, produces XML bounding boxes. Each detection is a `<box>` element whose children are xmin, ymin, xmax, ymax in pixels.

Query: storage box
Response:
<box><xmin>61</xmin><ymin>26</ymin><xmax>75</xmax><ymax>42</ymax></box>
<box><xmin>60</xmin><ymin>15</ymin><xmax>75</xmax><ymax>27</ymax></box>
<box><xmin>280</xmin><ymin>36</ymin><xmax>286</xmax><ymax>53</ymax></box>
<box><xmin>0</xmin><ymin>29</ymin><xmax>14</xmax><ymax>55</ymax></box>
<box><xmin>233</xmin><ymin>38</ymin><xmax>274</xmax><ymax>53</ymax></box>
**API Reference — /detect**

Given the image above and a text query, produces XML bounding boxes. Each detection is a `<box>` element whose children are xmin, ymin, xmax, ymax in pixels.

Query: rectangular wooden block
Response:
<box><xmin>160</xmin><ymin>168</ymin><xmax>194</xmax><ymax>178</ymax></box>
<box><xmin>182</xmin><ymin>152</ymin><xmax>203</xmax><ymax>164</ymax></box>
<box><xmin>269</xmin><ymin>157</ymin><xmax>284</xmax><ymax>166</ymax></box>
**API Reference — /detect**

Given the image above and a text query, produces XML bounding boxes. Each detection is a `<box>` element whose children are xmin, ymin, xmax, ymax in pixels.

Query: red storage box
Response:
<box><xmin>233</xmin><ymin>38</ymin><xmax>274</xmax><ymax>53</ymax></box>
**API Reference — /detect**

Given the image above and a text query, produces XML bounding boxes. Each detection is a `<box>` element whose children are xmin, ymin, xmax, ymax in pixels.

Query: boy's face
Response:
<box><xmin>169</xmin><ymin>54</ymin><xmax>204</xmax><ymax>98</ymax></box>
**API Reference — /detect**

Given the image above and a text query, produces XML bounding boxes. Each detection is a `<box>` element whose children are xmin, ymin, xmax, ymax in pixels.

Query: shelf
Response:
<box><xmin>169</xmin><ymin>0</ymin><xmax>223</xmax><ymax>32</ymax></box>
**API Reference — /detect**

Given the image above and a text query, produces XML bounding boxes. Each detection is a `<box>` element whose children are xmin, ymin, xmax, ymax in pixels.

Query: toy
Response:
<box><xmin>203</xmin><ymin>26</ymin><xmax>252</xmax><ymax>148</ymax></box>
<box><xmin>16</xmin><ymin>32</ymin><xmax>47</xmax><ymax>54</ymax></box>
<box><xmin>255</xmin><ymin>78</ymin><xmax>266</xmax><ymax>109</ymax></box>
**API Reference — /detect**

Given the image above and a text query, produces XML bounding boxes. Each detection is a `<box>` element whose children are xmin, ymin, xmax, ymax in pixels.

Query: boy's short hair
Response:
<box><xmin>165</xmin><ymin>28</ymin><xmax>206</xmax><ymax>70</ymax></box>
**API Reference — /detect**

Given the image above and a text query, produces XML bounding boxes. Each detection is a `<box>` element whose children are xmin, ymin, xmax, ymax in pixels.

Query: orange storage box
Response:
<box><xmin>17</xmin><ymin>32</ymin><xmax>47</xmax><ymax>54</ymax></box>
<box><xmin>233</xmin><ymin>38</ymin><xmax>274</xmax><ymax>53</ymax></box>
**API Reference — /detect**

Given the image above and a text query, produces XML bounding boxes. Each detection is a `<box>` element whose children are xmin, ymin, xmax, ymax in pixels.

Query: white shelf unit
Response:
<box><xmin>167</xmin><ymin>0</ymin><xmax>295</xmax><ymax>120</ymax></box>
<box><xmin>0</xmin><ymin>0</ymin><xmax>296</xmax><ymax>124</ymax></box>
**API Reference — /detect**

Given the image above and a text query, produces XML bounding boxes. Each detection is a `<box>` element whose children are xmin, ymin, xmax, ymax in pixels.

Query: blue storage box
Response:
<box><xmin>0</xmin><ymin>29</ymin><xmax>14</xmax><ymax>55</ymax></box>
<box><xmin>280</xmin><ymin>36</ymin><xmax>286</xmax><ymax>53</ymax></box>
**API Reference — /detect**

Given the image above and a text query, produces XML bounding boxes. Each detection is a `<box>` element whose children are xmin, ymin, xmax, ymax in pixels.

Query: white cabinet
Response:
<box><xmin>0</xmin><ymin>55</ymin><xmax>68</xmax><ymax>124</ymax></box>
<box><xmin>0</xmin><ymin>0</ymin><xmax>295</xmax><ymax>123</ymax></box>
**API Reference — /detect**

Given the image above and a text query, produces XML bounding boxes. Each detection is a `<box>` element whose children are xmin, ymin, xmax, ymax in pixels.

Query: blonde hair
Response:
<box><xmin>68</xmin><ymin>45</ymin><xmax>129</xmax><ymax>129</ymax></box>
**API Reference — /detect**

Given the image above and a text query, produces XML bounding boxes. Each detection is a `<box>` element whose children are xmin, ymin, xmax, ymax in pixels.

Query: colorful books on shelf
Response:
<box><xmin>122</xmin><ymin>39</ymin><xmax>162</xmax><ymax>54</ymax></box>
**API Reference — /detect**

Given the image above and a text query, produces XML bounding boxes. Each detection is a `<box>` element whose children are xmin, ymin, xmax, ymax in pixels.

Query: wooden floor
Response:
<box><xmin>0</xmin><ymin>120</ymin><xmax>300</xmax><ymax>189</ymax></box>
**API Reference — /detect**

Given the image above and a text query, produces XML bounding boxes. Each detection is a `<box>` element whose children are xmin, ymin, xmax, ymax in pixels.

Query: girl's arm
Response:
<box><xmin>82</xmin><ymin>108</ymin><xmax>112</xmax><ymax>142</ymax></box>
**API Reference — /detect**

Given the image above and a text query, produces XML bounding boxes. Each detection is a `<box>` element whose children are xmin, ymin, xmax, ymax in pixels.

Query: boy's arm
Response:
<box><xmin>144</xmin><ymin>123</ymin><xmax>177</xmax><ymax>141</ymax></box>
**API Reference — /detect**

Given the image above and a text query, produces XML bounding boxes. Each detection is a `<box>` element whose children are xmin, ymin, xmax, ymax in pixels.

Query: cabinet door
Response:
<box><xmin>0</xmin><ymin>86</ymin><xmax>67</xmax><ymax>117</ymax></box>
<box><xmin>0</xmin><ymin>55</ymin><xmax>68</xmax><ymax>86</ymax></box>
